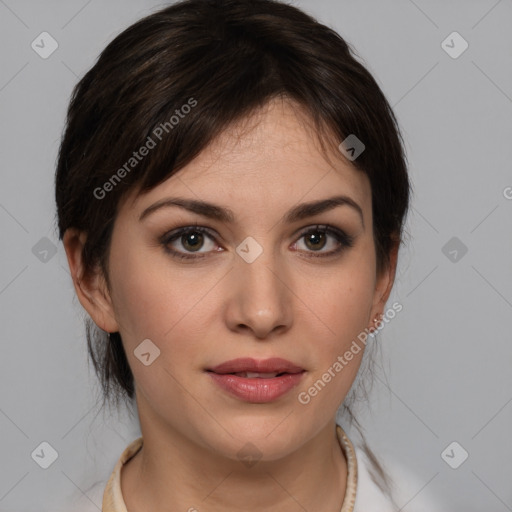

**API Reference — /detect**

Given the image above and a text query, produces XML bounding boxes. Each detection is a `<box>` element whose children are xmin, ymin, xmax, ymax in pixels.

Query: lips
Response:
<box><xmin>206</xmin><ymin>358</ymin><xmax>305</xmax><ymax>402</ymax></box>
<box><xmin>207</xmin><ymin>357</ymin><xmax>304</xmax><ymax>376</ymax></box>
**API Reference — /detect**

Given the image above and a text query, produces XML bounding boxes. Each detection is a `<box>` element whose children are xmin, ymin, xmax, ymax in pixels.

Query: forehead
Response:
<box><xmin>128</xmin><ymin>98</ymin><xmax>371</xmax><ymax>217</ymax></box>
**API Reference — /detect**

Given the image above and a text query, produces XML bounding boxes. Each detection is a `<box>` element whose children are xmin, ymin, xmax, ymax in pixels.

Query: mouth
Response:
<box><xmin>205</xmin><ymin>358</ymin><xmax>306</xmax><ymax>403</ymax></box>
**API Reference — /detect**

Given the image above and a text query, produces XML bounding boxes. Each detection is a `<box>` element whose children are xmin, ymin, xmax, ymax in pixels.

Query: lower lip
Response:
<box><xmin>207</xmin><ymin>371</ymin><xmax>305</xmax><ymax>403</ymax></box>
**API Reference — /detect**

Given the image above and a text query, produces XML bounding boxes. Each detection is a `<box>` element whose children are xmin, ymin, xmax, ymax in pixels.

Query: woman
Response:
<box><xmin>56</xmin><ymin>0</ymin><xmax>438</xmax><ymax>510</ymax></box>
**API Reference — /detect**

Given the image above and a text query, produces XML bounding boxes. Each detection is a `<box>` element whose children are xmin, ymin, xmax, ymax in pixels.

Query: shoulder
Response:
<box><xmin>353</xmin><ymin>444</ymin><xmax>397</xmax><ymax>511</ymax></box>
<box><xmin>69</xmin><ymin>436</ymin><xmax>143</xmax><ymax>511</ymax></box>
<box><xmin>353</xmin><ymin>444</ymin><xmax>448</xmax><ymax>512</ymax></box>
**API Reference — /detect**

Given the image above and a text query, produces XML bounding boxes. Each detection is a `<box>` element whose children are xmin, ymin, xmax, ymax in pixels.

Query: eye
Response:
<box><xmin>160</xmin><ymin>224</ymin><xmax>355</xmax><ymax>261</ymax></box>
<box><xmin>160</xmin><ymin>225</ymin><xmax>219</xmax><ymax>260</ymax></box>
<box><xmin>292</xmin><ymin>225</ymin><xmax>355</xmax><ymax>258</ymax></box>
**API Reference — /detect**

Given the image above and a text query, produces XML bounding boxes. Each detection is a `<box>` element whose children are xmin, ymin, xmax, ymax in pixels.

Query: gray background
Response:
<box><xmin>1</xmin><ymin>0</ymin><xmax>511</xmax><ymax>510</ymax></box>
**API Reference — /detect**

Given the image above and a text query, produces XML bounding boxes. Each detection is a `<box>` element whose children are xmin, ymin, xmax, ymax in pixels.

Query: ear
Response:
<box><xmin>368</xmin><ymin>234</ymin><xmax>400</xmax><ymax>330</ymax></box>
<box><xmin>62</xmin><ymin>228</ymin><xmax>119</xmax><ymax>333</ymax></box>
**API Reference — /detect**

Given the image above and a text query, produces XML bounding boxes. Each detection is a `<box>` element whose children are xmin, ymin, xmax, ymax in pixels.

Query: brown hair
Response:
<box><xmin>55</xmin><ymin>0</ymin><xmax>410</xmax><ymax>496</ymax></box>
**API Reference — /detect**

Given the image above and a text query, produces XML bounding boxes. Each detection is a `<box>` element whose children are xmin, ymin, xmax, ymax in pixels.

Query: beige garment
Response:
<box><xmin>102</xmin><ymin>424</ymin><xmax>358</xmax><ymax>512</ymax></box>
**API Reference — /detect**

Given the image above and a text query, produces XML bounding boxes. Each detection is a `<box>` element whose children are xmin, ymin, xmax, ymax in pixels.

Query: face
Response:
<box><xmin>74</xmin><ymin>98</ymin><xmax>395</xmax><ymax>462</ymax></box>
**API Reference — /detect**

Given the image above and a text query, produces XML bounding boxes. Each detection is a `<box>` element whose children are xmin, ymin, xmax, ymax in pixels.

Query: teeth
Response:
<box><xmin>234</xmin><ymin>371</ymin><xmax>280</xmax><ymax>378</ymax></box>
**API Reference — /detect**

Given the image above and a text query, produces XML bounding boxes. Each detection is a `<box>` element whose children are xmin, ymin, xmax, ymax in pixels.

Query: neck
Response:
<box><xmin>121</xmin><ymin>413</ymin><xmax>348</xmax><ymax>512</ymax></box>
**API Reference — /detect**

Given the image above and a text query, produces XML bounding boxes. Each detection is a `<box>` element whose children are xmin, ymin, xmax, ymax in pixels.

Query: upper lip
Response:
<box><xmin>207</xmin><ymin>357</ymin><xmax>304</xmax><ymax>374</ymax></box>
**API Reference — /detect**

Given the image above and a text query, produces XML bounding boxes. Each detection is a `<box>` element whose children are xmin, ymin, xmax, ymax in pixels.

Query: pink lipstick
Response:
<box><xmin>206</xmin><ymin>357</ymin><xmax>305</xmax><ymax>403</ymax></box>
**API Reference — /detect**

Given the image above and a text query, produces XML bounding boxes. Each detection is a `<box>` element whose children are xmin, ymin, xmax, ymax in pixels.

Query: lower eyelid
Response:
<box><xmin>161</xmin><ymin>225</ymin><xmax>353</xmax><ymax>259</ymax></box>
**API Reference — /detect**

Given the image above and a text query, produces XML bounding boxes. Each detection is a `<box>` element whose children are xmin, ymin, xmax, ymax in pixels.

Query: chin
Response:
<box><xmin>199</xmin><ymin>413</ymin><xmax>309</xmax><ymax>462</ymax></box>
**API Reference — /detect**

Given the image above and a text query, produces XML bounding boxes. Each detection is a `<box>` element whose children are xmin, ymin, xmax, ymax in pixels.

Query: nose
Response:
<box><xmin>223</xmin><ymin>245</ymin><xmax>294</xmax><ymax>340</ymax></box>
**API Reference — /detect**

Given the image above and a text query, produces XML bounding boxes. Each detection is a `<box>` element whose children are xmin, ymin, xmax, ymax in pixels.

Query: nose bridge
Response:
<box><xmin>227</xmin><ymin>236</ymin><xmax>293</xmax><ymax>337</ymax></box>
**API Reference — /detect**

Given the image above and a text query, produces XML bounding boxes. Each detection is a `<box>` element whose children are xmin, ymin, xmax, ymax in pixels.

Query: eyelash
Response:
<box><xmin>159</xmin><ymin>224</ymin><xmax>355</xmax><ymax>261</ymax></box>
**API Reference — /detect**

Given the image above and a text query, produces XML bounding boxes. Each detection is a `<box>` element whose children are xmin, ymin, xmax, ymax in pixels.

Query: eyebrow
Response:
<box><xmin>139</xmin><ymin>195</ymin><xmax>364</xmax><ymax>227</ymax></box>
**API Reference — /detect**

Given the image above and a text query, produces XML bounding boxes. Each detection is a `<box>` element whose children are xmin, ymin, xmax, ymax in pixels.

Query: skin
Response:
<box><xmin>64</xmin><ymin>97</ymin><xmax>398</xmax><ymax>512</ymax></box>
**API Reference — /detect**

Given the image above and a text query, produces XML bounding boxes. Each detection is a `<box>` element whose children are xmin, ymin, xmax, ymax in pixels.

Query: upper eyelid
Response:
<box><xmin>161</xmin><ymin>224</ymin><xmax>350</xmax><ymax>247</ymax></box>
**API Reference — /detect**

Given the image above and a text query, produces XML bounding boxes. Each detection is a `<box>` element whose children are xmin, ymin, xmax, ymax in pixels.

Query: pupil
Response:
<box><xmin>306</xmin><ymin>232</ymin><xmax>325</xmax><ymax>250</ymax></box>
<box><xmin>183</xmin><ymin>232</ymin><xmax>203</xmax><ymax>251</ymax></box>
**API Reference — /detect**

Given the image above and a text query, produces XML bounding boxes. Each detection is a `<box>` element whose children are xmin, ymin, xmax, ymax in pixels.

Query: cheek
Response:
<box><xmin>298</xmin><ymin>248</ymin><xmax>376</xmax><ymax>402</ymax></box>
<box><xmin>109</xmin><ymin>264</ymin><xmax>173</xmax><ymax>340</ymax></box>
<box><xmin>308</xmin><ymin>257</ymin><xmax>376</xmax><ymax>351</ymax></box>
<box><xmin>108</xmin><ymin>238</ymin><xmax>191</xmax><ymax>340</ymax></box>
<box><xmin>107</xmin><ymin>253</ymin><xmax>202</xmax><ymax>408</ymax></box>
<box><xmin>107</xmin><ymin>244</ymin><xmax>219</xmax><ymax>373</ymax></box>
